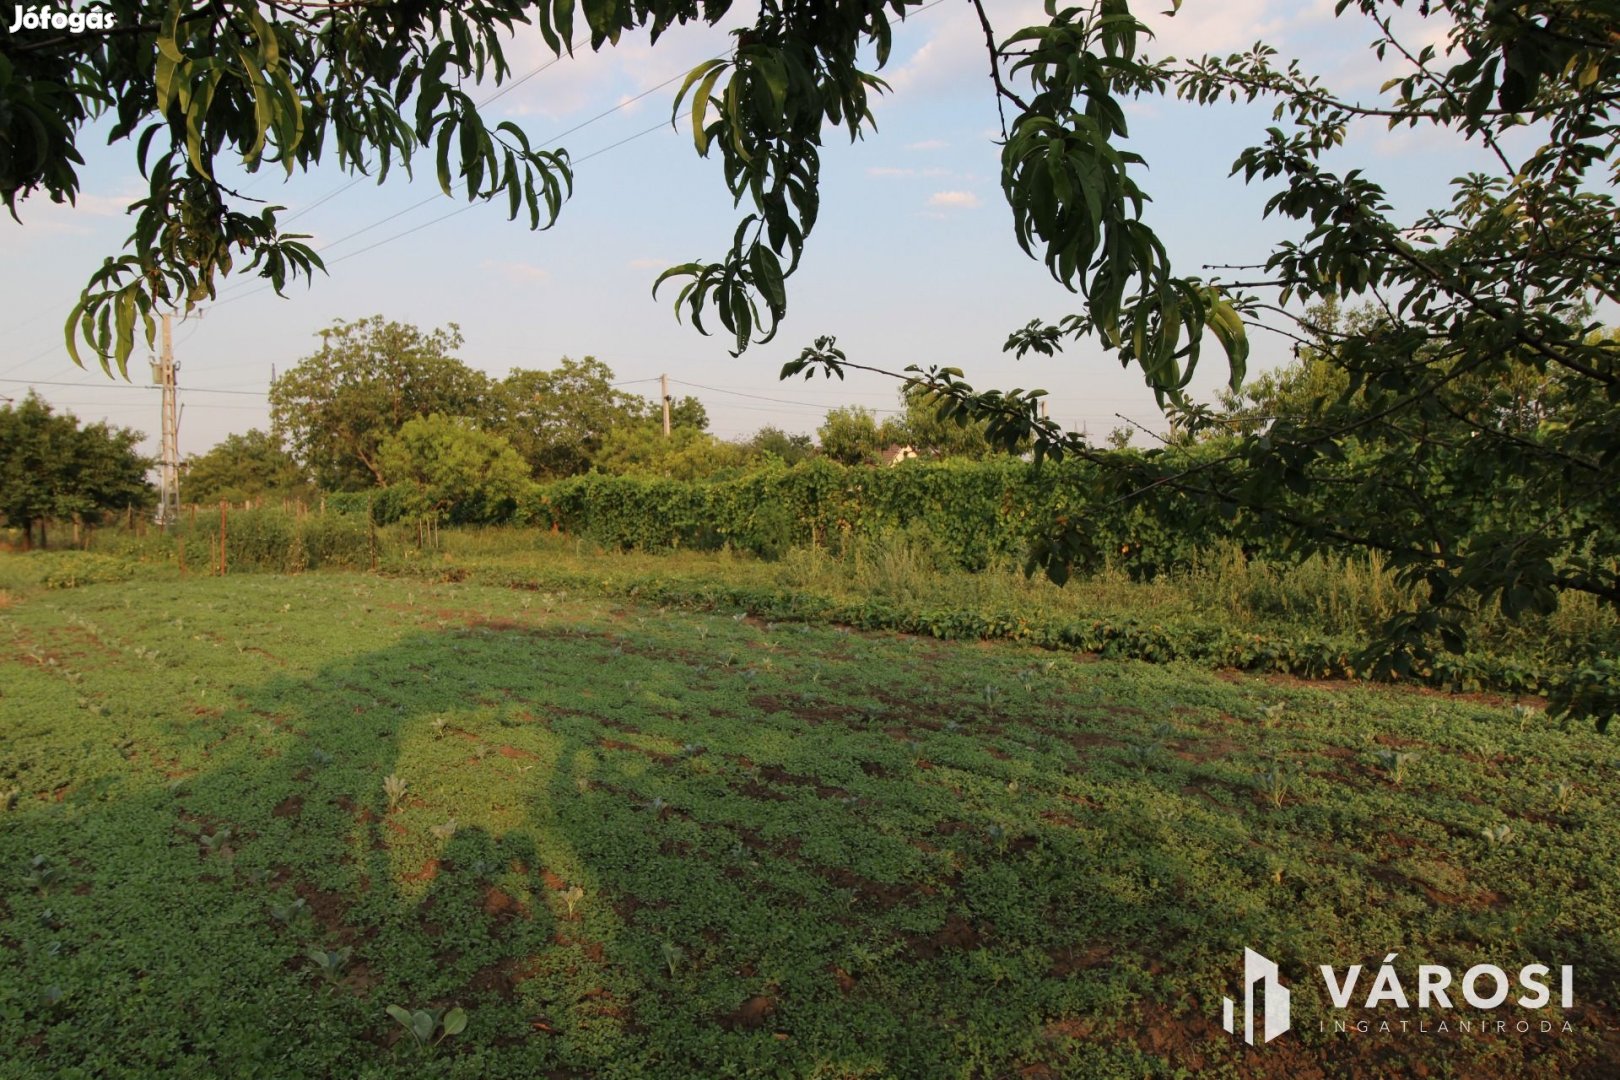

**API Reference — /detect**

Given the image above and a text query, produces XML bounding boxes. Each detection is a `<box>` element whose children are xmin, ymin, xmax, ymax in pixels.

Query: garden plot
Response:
<box><xmin>0</xmin><ymin>569</ymin><xmax>1615</xmax><ymax>1078</ymax></box>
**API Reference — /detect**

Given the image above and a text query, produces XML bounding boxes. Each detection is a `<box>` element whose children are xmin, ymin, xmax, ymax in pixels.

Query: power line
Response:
<box><xmin>277</xmin><ymin>43</ymin><xmax>579</xmax><ymax>226</ymax></box>
<box><xmin>199</xmin><ymin>0</ymin><xmax>959</xmax><ymax>309</ymax></box>
<box><xmin>0</xmin><ymin>376</ymin><xmax>270</xmax><ymax>397</ymax></box>
<box><xmin>204</xmin><ymin>109</ymin><xmax>695</xmax><ymax>314</ymax></box>
<box><xmin>0</xmin><ymin>376</ymin><xmax>148</xmax><ymax>390</ymax></box>
<box><xmin>668</xmin><ymin>377</ymin><xmax>903</xmax><ymax>413</ymax></box>
<box><xmin>208</xmin><ymin>56</ymin><xmax>710</xmax><ymax>308</ymax></box>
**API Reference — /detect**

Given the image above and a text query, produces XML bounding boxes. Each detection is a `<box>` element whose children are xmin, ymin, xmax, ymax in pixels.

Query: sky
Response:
<box><xmin>0</xmin><ymin>0</ymin><xmax>1523</xmax><ymax>459</ymax></box>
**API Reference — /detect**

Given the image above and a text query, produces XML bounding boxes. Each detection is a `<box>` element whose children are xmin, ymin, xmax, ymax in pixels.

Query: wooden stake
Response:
<box><xmin>219</xmin><ymin>500</ymin><xmax>228</xmax><ymax>575</ymax></box>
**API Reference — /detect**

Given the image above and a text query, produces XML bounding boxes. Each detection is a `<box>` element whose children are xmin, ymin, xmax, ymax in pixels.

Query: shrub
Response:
<box><xmin>37</xmin><ymin>552</ymin><xmax>136</xmax><ymax>589</ymax></box>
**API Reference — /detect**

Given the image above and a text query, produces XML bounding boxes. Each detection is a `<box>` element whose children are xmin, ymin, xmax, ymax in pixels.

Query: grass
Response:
<box><xmin>0</xmin><ymin>562</ymin><xmax>1616</xmax><ymax>1077</ymax></box>
<box><xmin>430</xmin><ymin>528</ymin><xmax>1620</xmax><ymax>674</ymax></box>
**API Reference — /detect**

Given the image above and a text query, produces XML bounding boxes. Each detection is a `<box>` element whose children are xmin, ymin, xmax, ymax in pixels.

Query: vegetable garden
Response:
<box><xmin>0</xmin><ymin>555</ymin><xmax>1615</xmax><ymax>1077</ymax></box>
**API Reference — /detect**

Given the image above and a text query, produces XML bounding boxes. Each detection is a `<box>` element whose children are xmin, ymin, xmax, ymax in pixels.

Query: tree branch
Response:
<box><xmin>968</xmin><ymin>0</ymin><xmax>1029</xmax><ymax>136</ymax></box>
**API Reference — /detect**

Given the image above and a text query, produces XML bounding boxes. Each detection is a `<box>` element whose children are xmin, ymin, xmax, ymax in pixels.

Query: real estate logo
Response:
<box><xmin>7</xmin><ymin>4</ymin><xmax>116</xmax><ymax>34</ymax></box>
<box><xmin>1222</xmin><ymin>947</ymin><xmax>1292</xmax><ymax>1044</ymax></box>
<box><xmin>1221</xmin><ymin>949</ymin><xmax>1578</xmax><ymax>1044</ymax></box>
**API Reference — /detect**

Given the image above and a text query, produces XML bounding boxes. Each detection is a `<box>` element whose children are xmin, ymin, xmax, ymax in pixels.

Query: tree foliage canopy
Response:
<box><xmin>593</xmin><ymin>422</ymin><xmax>753</xmax><ymax>481</ymax></box>
<box><xmin>268</xmin><ymin>316</ymin><xmax>488</xmax><ymax>490</ymax></box>
<box><xmin>816</xmin><ymin>405</ymin><xmax>902</xmax><ymax>466</ymax></box>
<box><xmin>0</xmin><ymin>393</ymin><xmax>152</xmax><ymax>546</ymax></box>
<box><xmin>181</xmin><ymin>427</ymin><xmax>309</xmax><ymax>504</ymax></box>
<box><xmin>376</xmin><ymin>413</ymin><xmax>531</xmax><ymax>523</ymax></box>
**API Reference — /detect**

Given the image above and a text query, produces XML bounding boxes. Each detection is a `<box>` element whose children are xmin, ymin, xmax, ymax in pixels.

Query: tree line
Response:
<box><xmin>177</xmin><ymin>314</ymin><xmax>1012</xmax><ymax>513</ymax></box>
<box><xmin>0</xmin><ymin>394</ymin><xmax>151</xmax><ymax>549</ymax></box>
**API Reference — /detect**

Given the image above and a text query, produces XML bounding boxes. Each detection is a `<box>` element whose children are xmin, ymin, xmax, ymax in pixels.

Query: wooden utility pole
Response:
<box><xmin>153</xmin><ymin>313</ymin><xmax>180</xmax><ymax>524</ymax></box>
<box><xmin>661</xmin><ymin>373</ymin><xmax>671</xmax><ymax>438</ymax></box>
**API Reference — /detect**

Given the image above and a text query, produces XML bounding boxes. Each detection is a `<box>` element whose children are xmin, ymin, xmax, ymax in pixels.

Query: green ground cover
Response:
<box><xmin>90</xmin><ymin>518</ymin><xmax>1620</xmax><ymax>696</ymax></box>
<box><xmin>0</xmin><ymin>560</ymin><xmax>1616</xmax><ymax>1077</ymax></box>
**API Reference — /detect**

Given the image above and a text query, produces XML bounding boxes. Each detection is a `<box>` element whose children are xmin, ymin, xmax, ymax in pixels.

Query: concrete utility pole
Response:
<box><xmin>152</xmin><ymin>313</ymin><xmax>180</xmax><ymax>525</ymax></box>
<box><xmin>661</xmin><ymin>372</ymin><xmax>671</xmax><ymax>438</ymax></box>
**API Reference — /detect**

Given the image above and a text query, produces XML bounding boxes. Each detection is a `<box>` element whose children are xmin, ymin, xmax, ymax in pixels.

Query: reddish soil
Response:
<box><xmin>482</xmin><ymin>886</ymin><xmax>530</xmax><ymax>920</ymax></box>
<box><xmin>718</xmin><ymin>995</ymin><xmax>777</xmax><ymax>1031</ymax></box>
<box><xmin>598</xmin><ymin>737</ymin><xmax>673</xmax><ymax>763</ymax></box>
<box><xmin>908</xmin><ymin>913</ymin><xmax>983</xmax><ymax>960</ymax></box>
<box><xmin>1048</xmin><ymin>943</ymin><xmax>1113</xmax><ymax>977</ymax></box>
<box><xmin>403</xmin><ymin>859</ymin><xmax>439</xmax><ymax>884</ymax></box>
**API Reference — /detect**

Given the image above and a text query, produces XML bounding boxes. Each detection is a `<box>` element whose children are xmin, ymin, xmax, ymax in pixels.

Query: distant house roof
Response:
<box><xmin>879</xmin><ymin>444</ymin><xmax>918</xmax><ymax>466</ymax></box>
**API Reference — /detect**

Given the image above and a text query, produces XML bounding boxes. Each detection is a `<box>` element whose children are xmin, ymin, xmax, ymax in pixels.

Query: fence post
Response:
<box><xmin>219</xmin><ymin>500</ymin><xmax>228</xmax><ymax>575</ymax></box>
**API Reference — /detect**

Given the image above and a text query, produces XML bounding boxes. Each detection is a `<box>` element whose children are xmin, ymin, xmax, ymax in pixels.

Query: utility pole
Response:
<box><xmin>661</xmin><ymin>372</ymin><xmax>671</xmax><ymax>438</ymax></box>
<box><xmin>152</xmin><ymin>313</ymin><xmax>180</xmax><ymax>525</ymax></box>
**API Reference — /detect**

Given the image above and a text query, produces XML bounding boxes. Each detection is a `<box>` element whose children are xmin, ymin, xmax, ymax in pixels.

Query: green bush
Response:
<box><xmin>527</xmin><ymin>457</ymin><xmax>1246</xmax><ymax>575</ymax></box>
<box><xmin>86</xmin><ymin>507</ymin><xmax>377</xmax><ymax>573</ymax></box>
<box><xmin>35</xmin><ymin>552</ymin><xmax>136</xmax><ymax>589</ymax></box>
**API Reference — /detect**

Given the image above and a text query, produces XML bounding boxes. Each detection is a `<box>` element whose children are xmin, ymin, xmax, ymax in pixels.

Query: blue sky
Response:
<box><xmin>0</xmin><ymin>0</ymin><xmax>1521</xmax><ymax>458</ymax></box>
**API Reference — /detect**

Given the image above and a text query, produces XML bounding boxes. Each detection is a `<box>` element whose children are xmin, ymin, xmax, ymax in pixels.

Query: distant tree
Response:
<box><xmin>594</xmin><ymin>424</ymin><xmax>754</xmax><ymax>481</ymax></box>
<box><xmin>892</xmin><ymin>385</ymin><xmax>998</xmax><ymax>459</ymax></box>
<box><xmin>488</xmin><ymin>357</ymin><xmax>648</xmax><ymax>479</ymax></box>
<box><xmin>816</xmin><ymin>406</ymin><xmax>904</xmax><ymax>466</ymax></box>
<box><xmin>182</xmin><ymin>429</ymin><xmax>309</xmax><ymax>505</ymax></box>
<box><xmin>269</xmin><ymin>317</ymin><xmax>489</xmax><ymax>490</ymax></box>
<box><xmin>0</xmin><ymin>393</ymin><xmax>152</xmax><ymax>548</ymax></box>
<box><xmin>659</xmin><ymin>395</ymin><xmax>710</xmax><ymax>432</ymax></box>
<box><xmin>376</xmin><ymin>414</ymin><xmax>531</xmax><ymax>524</ymax></box>
<box><xmin>55</xmin><ymin>418</ymin><xmax>154</xmax><ymax>532</ymax></box>
<box><xmin>748</xmin><ymin>426</ymin><xmax>814</xmax><ymax>465</ymax></box>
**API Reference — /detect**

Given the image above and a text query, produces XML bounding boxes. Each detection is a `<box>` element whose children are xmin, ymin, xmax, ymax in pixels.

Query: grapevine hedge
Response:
<box><xmin>522</xmin><ymin>457</ymin><xmax>1246</xmax><ymax>577</ymax></box>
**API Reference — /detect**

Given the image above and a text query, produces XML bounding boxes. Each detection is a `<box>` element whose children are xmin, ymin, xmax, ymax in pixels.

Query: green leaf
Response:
<box><xmin>749</xmin><ymin>244</ymin><xmax>785</xmax><ymax>316</ymax></box>
<box><xmin>441</xmin><ymin>1007</ymin><xmax>467</xmax><ymax>1036</ymax></box>
<box><xmin>756</xmin><ymin>52</ymin><xmax>788</xmax><ymax>115</ymax></box>
<box><xmin>582</xmin><ymin>0</ymin><xmax>617</xmax><ymax>44</ymax></box>
<box><xmin>652</xmin><ymin>262</ymin><xmax>701</xmax><ymax>300</ymax></box>
<box><xmin>237</xmin><ymin>49</ymin><xmax>271</xmax><ymax>165</ymax></box>
<box><xmin>113</xmin><ymin>290</ymin><xmax>135</xmax><ymax>378</ymax></box>
<box><xmin>690</xmin><ymin>65</ymin><xmax>728</xmax><ymax>155</ymax></box>
<box><xmin>436</xmin><ymin>120</ymin><xmax>456</xmax><ymax>198</ymax></box>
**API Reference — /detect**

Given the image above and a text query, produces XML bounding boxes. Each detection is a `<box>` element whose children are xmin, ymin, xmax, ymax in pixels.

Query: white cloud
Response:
<box><xmin>488</xmin><ymin>2</ymin><xmax>760</xmax><ymax>127</ymax></box>
<box><xmin>626</xmin><ymin>257</ymin><xmax>667</xmax><ymax>270</ymax></box>
<box><xmin>1314</xmin><ymin>4</ymin><xmax>1460</xmax><ymax>95</ymax></box>
<box><xmin>0</xmin><ymin>189</ymin><xmax>138</xmax><ymax>238</ymax></box>
<box><xmin>1136</xmin><ymin>0</ymin><xmax>1288</xmax><ymax>59</ymax></box>
<box><xmin>867</xmin><ymin>166</ymin><xmax>916</xmax><ymax>178</ymax></box>
<box><xmin>63</xmin><ymin>192</ymin><xmax>133</xmax><ymax>217</ymax></box>
<box><xmin>483</xmin><ymin>259</ymin><xmax>551</xmax><ymax>284</ymax></box>
<box><xmin>927</xmin><ymin>190</ymin><xmax>980</xmax><ymax>209</ymax></box>
<box><xmin>886</xmin><ymin>1</ymin><xmax>1047</xmax><ymax>99</ymax></box>
<box><xmin>905</xmin><ymin>139</ymin><xmax>949</xmax><ymax>151</ymax></box>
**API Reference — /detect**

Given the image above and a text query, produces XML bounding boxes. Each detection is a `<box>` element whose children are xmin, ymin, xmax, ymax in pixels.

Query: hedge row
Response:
<box><xmin>95</xmin><ymin>508</ymin><xmax>378</xmax><ymax>574</ymax></box>
<box><xmin>519</xmin><ymin>457</ymin><xmax>1249</xmax><ymax>577</ymax></box>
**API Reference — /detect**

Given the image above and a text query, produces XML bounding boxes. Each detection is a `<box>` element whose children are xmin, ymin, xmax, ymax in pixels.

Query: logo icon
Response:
<box><xmin>1223</xmin><ymin>947</ymin><xmax>1292</xmax><ymax>1044</ymax></box>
